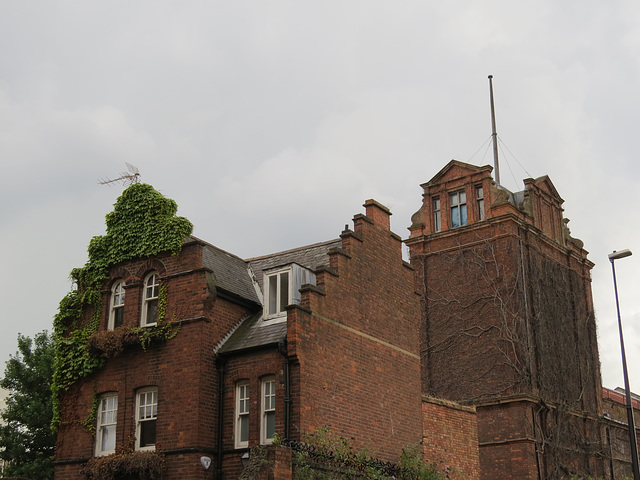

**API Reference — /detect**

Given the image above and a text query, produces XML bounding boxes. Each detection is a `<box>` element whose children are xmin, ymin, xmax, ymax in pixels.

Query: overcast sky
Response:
<box><xmin>1</xmin><ymin>1</ymin><xmax>639</xmax><ymax>392</ymax></box>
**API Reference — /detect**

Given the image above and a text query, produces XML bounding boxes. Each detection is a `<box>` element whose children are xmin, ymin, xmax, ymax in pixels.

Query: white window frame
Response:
<box><xmin>235</xmin><ymin>381</ymin><xmax>250</xmax><ymax>448</ymax></box>
<box><xmin>141</xmin><ymin>273</ymin><xmax>160</xmax><ymax>327</ymax></box>
<box><xmin>449</xmin><ymin>190</ymin><xmax>467</xmax><ymax>228</ymax></box>
<box><xmin>432</xmin><ymin>196</ymin><xmax>441</xmax><ymax>233</ymax></box>
<box><xmin>135</xmin><ymin>387</ymin><xmax>158</xmax><ymax>451</ymax></box>
<box><xmin>476</xmin><ymin>185</ymin><xmax>485</xmax><ymax>221</ymax></box>
<box><xmin>95</xmin><ymin>393</ymin><xmax>118</xmax><ymax>456</ymax></box>
<box><xmin>264</xmin><ymin>269</ymin><xmax>292</xmax><ymax>320</ymax></box>
<box><xmin>261</xmin><ymin>377</ymin><xmax>276</xmax><ymax>445</ymax></box>
<box><xmin>108</xmin><ymin>280</ymin><xmax>126</xmax><ymax>330</ymax></box>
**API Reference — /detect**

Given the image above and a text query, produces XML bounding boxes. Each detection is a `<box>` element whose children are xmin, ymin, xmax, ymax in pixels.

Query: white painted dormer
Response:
<box><xmin>263</xmin><ymin>263</ymin><xmax>315</xmax><ymax>321</ymax></box>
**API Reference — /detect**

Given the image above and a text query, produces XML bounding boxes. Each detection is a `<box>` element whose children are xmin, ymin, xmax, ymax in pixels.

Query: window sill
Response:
<box><xmin>95</xmin><ymin>450</ymin><xmax>115</xmax><ymax>457</ymax></box>
<box><xmin>136</xmin><ymin>445</ymin><xmax>156</xmax><ymax>452</ymax></box>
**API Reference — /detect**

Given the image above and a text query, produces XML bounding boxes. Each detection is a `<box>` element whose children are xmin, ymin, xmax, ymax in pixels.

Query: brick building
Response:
<box><xmin>54</xmin><ymin>198</ymin><xmax>426</xmax><ymax>480</ymax></box>
<box><xmin>54</xmin><ymin>161</ymin><xmax>627</xmax><ymax>480</ymax></box>
<box><xmin>602</xmin><ymin>387</ymin><xmax>640</xmax><ymax>479</ymax></box>
<box><xmin>406</xmin><ymin>160</ymin><xmax>605</xmax><ymax>479</ymax></box>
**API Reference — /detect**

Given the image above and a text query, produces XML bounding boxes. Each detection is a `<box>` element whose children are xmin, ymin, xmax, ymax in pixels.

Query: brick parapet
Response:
<box><xmin>289</xmin><ymin>200</ymin><xmax>422</xmax><ymax>461</ymax></box>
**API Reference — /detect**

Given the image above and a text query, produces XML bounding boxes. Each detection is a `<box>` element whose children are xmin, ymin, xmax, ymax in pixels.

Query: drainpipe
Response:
<box><xmin>605</xmin><ymin>413</ymin><xmax>615</xmax><ymax>480</ymax></box>
<box><xmin>216</xmin><ymin>356</ymin><xmax>226</xmax><ymax>480</ymax></box>
<box><xmin>532</xmin><ymin>406</ymin><xmax>543</xmax><ymax>480</ymax></box>
<box><xmin>278</xmin><ymin>337</ymin><xmax>291</xmax><ymax>440</ymax></box>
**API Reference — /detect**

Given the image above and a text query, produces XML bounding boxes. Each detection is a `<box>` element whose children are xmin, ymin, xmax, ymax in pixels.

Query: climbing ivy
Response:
<box><xmin>80</xmin><ymin>392</ymin><xmax>101</xmax><ymax>435</ymax></box>
<box><xmin>51</xmin><ymin>183</ymin><xmax>193</xmax><ymax>429</ymax></box>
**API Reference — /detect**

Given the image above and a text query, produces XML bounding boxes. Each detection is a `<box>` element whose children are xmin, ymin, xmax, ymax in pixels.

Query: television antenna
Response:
<box><xmin>99</xmin><ymin>163</ymin><xmax>141</xmax><ymax>186</ymax></box>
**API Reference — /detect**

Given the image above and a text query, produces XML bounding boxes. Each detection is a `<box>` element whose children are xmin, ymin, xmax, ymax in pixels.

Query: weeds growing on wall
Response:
<box><xmin>51</xmin><ymin>183</ymin><xmax>192</xmax><ymax>429</ymax></box>
<box><xmin>285</xmin><ymin>428</ymin><xmax>450</xmax><ymax>480</ymax></box>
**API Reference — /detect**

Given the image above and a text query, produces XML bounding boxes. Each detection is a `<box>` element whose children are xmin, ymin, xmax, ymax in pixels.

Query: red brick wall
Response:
<box><xmin>422</xmin><ymin>397</ymin><xmax>480</xmax><ymax>480</ymax></box>
<box><xmin>476</xmin><ymin>400</ymin><xmax>539</xmax><ymax>480</ymax></box>
<box><xmin>602</xmin><ymin>388</ymin><xmax>640</xmax><ymax>479</ymax></box>
<box><xmin>163</xmin><ymin>452</ymin><xmax>215</xmax><ymax>480</ymax></box>
<box><xmin>219</xmin><ymin>349</ymin><xmax>286</xmax><ymax>478</ymax></box>
<box><xmin>411</xmin><ymin>217</ymin><xmax>600</xmax><ymax>410</ymax></box>
<box><xmin>287</xmin><ymin>202</ymin><xmax>423</xmax><ymax>461</ymax></box>
<box><xmin>414</xmin><ymin>224</ymin><xmax>525</xmax><ymax>401</ymax></box>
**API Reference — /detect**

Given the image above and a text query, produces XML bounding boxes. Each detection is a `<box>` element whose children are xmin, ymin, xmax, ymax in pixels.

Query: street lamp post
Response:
<box><xmin>609</xmin><ymin>249</ymin><xmax>639</xmax><ymax>480</ymax></box>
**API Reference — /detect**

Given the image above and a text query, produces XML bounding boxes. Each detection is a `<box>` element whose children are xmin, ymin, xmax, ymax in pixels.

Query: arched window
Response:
<box><xmin>141</xmin><ymin>273</ymin><xmax>160</xmax><ymax>326</ymax></box>
<box><xmin>109</xmin><ymin>281</ymin><xmax>126</xmax><ymax>330</ymax></box>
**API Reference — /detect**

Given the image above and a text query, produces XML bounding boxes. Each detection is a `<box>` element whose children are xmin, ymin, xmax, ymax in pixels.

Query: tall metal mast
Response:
<box><xmin>488</xmin><ymin>75</ymin><xmax>500</xmax><ymax>185</ymax></box>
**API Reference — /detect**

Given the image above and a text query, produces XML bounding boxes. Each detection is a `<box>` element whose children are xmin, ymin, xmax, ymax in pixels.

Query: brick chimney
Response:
<box><xmin>363</xmin><ymin>199</ymin><xmax>391</xmax><ymax>230</ymax></box>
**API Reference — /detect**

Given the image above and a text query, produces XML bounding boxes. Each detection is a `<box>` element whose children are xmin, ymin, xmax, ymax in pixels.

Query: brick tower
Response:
<box><xmin>406</xmin><ymin>161</ymin><xmax>604</xmax><ymax>480</ymax></box>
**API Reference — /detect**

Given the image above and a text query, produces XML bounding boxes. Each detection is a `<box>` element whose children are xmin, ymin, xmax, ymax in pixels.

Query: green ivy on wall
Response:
<box><xmin>52</xmin><ymin>183</ymin><xmax>193</xmax><ymax>429</ymax></box>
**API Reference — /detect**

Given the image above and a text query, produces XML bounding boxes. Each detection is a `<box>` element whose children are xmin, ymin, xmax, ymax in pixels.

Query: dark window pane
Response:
<box><xmin>451</xmin><ymin>206</ymin><xmax>459</xmax><ymax>228</ymax></box>
<box><xmin>146</xmin><ymin>300</ymin><xmax>158</xmax><ymax>324</ymax></box>
<box><xmin>279</xmin><ymin>272</ymin><xmax>289</xmax><ymax>312</ymax></box>
<box><xmin>240</xmin><ymin>415</ymin><xmax>249</xmax><ymax>442</ymax></box>
<box><xmin>268</xmin><ymin>275</ymin><xmax>278</xmax><ymax>315</ymax></box>
<box><xmin>140</xmin><ymin>419</ymin><xmax>156</xmax><ymax>447</ymax></box>
<box><xmin>114</xmin><ymin>307</ymin><xmax>124</xmax><ymax>328</ymax></box>
<box><xmin>266</xmin><ymin>411</ymin><xmax>275</xmax><ymax>439</ymax></box>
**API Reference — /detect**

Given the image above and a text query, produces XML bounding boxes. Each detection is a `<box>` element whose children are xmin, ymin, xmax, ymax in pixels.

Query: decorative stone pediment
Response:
<box><xmin>421</xmin><ymin>160</ymin><xmax>493</xmax><ymax>188</ymax></box>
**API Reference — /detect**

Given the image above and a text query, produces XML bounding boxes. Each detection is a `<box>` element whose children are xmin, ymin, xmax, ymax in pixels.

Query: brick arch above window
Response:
<box><xmin>134</xmin><ymin>259</ymin><xmax>167</xmax><ymax>280</ymax></box>
<box><xmin>107</xmin><ymin>276</ymin><xmax>126</xmax><ymax>290</ymax></box>
<box><xmin>109</xmin><ymin>265</ymin><xmax>137</xmax><ymax>284</ymax></box>
<box><xmin>95</xmin><ymin>382</ymin><xmax>121</xmax><ymax>394</ymax></box>
<box><xmin>228</xmin><ymin>369</ymin><xmax>278</xmax><ymax>384</ymax></box>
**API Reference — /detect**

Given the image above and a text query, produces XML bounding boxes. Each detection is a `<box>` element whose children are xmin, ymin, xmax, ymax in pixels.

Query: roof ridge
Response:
<box><xmin>246</xmin><ymin>238</ymin><xmax>340</xmax><ymax>262</ymax></box>
<box><xmin>190</xmin><ymin>235</ymin><xmax>249</xmax><ymax>264</ymax></box>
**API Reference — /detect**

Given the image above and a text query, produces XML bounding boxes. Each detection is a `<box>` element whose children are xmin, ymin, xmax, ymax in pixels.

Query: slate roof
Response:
<box><xmin>217</xmin><ymin>238</ymin><xmax>341</xmax><ymax>355</ymax></box>
<box><xmin>216</xmin><ymin>312</ymin><xmax>286</xmax><ymax>355</ymax></box>
<box><xmin>194</xmin><ymin>237</ymin><xmax>260</xmax><ymax>306</ymax></box>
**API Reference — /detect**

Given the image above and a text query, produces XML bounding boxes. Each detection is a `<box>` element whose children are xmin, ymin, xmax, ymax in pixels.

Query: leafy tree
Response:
<box><xmin>0</xmin><ymin>331</ymin><xmax>56</xmax><ymax>480</ymax></box>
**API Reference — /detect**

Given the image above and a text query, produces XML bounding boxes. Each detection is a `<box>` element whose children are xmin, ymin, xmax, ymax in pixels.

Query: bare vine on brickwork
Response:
<box><xmin>421</xmin><ymin>236</ymin><xmax>531</xmax><ymax>400</ymax></box>
<box><xmin>419</xmin><ymin>231</ymin><xmax>608</xmax><ymax>479</ymax></box>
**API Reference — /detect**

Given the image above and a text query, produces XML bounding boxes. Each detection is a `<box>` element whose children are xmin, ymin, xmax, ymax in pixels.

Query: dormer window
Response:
<box><xmin>141</xmin><ymin>272</ymin><xmax>160</xmax><ymax>326</ymax></box>
<box><xmin>109</xmin><ymin>281</ymin><xmax>126</xmax><ymax>330</ymax></box>
<box><xmin>265</xmin><ymin>269</ymin><xmax>291</xmax><ymax>319</ymax></box>
<box><xmin>449</xmin><ymin>190</ymin><xmax>467</xmax><ymax>228</ymax></box>
<box><xmin>263</xmin><ymin>264</ymin><xmax>316</xmax><ymax>320</ymax></box>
